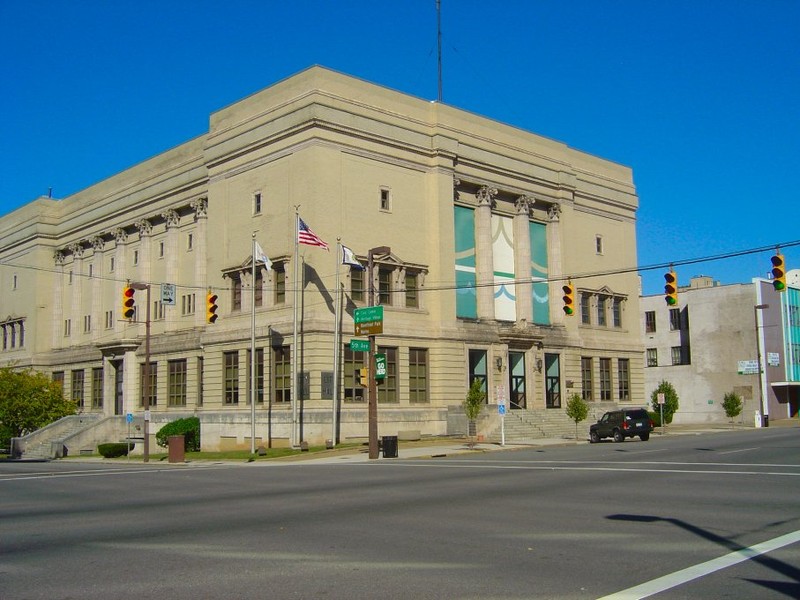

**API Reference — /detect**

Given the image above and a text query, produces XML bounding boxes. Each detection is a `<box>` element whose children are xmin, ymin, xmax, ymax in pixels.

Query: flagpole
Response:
<box><xmin>250</xmin><ymin>233</ymin><xmax>257</xmax><ymax>454</ymax></box>
<box><xmin>332</xmin><ymin>239</ymin><xmax>342</xmax><ymax>447</ymax></box>
<box><xmin>292</xmin><ymin>207</ymin><xmax>300</xmax><ymax>448</ymax></box>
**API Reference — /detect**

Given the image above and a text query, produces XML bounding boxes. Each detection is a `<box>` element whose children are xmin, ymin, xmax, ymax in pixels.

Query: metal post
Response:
<box><xmin>367</xmin><ymin>246</ymin><xmax>390</xmax><ymax>460</ymax></box>
<box><xmin>754</xmin><ymin>303</ymin><xmax>769</xmax><ymax>427</ymax></box>
<box><xmin>130</xmin><ymin>282</ymin><xmax>152</xmax><ymax>462</ymax></box>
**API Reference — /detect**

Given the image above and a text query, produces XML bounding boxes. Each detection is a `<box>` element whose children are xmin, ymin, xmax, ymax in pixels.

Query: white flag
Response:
<box><xmin>341</xmin><ymin>245</ymin><xmax>365</xmax><ymax>270</ymax></box>
<box><xmin>254</xmin><ymin>241</ymin><xmax>272</xmax><ymax>271</ymax></box>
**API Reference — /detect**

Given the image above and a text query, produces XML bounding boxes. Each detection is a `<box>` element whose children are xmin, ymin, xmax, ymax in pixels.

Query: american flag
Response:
<box><xmin>297</xmin><ymin>218</ymin><xmax>329</xmax><ymax>250</ymax></box>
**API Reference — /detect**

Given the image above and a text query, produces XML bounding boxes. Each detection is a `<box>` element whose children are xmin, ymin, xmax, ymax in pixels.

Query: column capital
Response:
<box><xmin>135</xmin><ymin>219</ymin><xmax>153</xmax><ymax>237</ymax></box>
<box><xmin>548</xmin><ymin>203</ymin><xmax>562</xmax><ymax>222</ymax></box>
<box><xmin>476</xmin><ymin>185</ymin><xmax>498</xmax><ymax>207</ymax></box>
<box><xmin>191</xmin><ymin>196</ymin><xmax>208</xmax><ymax>219</ymax></box>
<box><xmin>89</xmin><ymin>236</ymin><xmax>105</xmax><ymax>252</ymax></box>
<box><xmin>515</xmin><ymin>195</ymin><xmax>535</xmax><ymax>216</ymax></box>
<box><xmin>112</xmin><ymin>227</ymin><xmax>128</xmax><ymax>244</ymax></box>
<box><xmin>54</xmin><ymin>251</ymin><xmax>66</xmax><ymax>266</ymax></box>
<box><xmin>67</xmin><ymin>242</ymin><xmax>85</xmax><ymax>258</ymax></box>
<box><xmin>161</xmin><ymin>209</ymin><xmax>180</xmax><ymax>229</ymax></box>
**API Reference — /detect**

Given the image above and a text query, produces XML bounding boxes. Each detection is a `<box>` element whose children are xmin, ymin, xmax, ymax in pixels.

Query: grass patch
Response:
<box><xmin>65</xmin><ymin>443</ymin><xmax>364</xmax><ymax>461</ymax></box>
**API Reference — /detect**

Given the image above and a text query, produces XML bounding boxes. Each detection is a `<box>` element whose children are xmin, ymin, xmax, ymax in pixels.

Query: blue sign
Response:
<box><xmin>126</xmin><ymin>413</ymin><xmax>133</xmax><ymax>424</ymax></box>
<box><xmin>498</xmin><ymin>404</ymin><xmax>506</xmax><ymax>415</ymax></box>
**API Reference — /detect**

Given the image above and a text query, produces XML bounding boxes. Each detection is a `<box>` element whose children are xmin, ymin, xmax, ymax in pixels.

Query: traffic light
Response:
<box><xmin>562</xmin><ymin>281</ymin><xmax>575</xmax><ymax>316</ymax></box>
<box><xmin>359</xmin><ymin>367</ymin><xmax>369</xmax><ymax>387</ymax></box>
<box><xmin>206</xmin><ymin>292</ymin><xmax>218</xmax><ymax>323</ymax></box>
<box><xmin>664</xmin><ymin>270</ymin><xmax>678</xmax><ymax>306</ymax></box>
<box><xmin>771</xmin><ymin>253</ymin><xmax>786</xmax><ymax>292</ymax></box>
<box><xmin>122</xmin><ymin>285</ymin><xmax>136</xmax><ymax>320</ymax></box>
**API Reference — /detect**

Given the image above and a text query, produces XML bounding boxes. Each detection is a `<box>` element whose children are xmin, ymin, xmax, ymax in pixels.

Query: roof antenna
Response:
<box><xmin>437</xmin><ymin>0</ymin><xmax>443</xmax><ymax>102</ymax></box>
<box><xmin>48</xmin><ymin>187</ymin><xmax>53</xmax><ymax>198</ymax></box>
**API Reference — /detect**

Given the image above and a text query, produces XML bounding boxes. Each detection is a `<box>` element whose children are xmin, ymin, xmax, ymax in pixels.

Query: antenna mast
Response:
<box><xmin>437</xmin><ymin>0</ymin><xmax>443</xmax><ymax>102</ymax></box>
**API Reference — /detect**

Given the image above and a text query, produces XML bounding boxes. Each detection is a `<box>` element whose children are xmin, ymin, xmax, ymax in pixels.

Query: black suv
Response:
<box><xmin>589</xmin><ymin>408</ymin><xmax>654</xmax><ymax>443</ymax></box>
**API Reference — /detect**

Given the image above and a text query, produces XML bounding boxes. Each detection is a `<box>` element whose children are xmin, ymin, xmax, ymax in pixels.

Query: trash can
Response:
<box><xmin>381</xmin><ymin>435</ymin><xmax>398</xmax><ymax>458</ymax></box>
<box><xmin>168</xmin><ymin>435</ymin><xmax>185</xmax><ymax>463</ymax></box>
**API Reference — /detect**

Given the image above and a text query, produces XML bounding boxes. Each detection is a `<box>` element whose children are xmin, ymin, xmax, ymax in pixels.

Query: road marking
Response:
<box><xmin>0</xmin><ymin>464</ymin><xmax>228</xmax><ymax>482</ymax></box>
<box><xmin>718</xmin><ymin>447</ymin><xmax>757</xmax><ymax>455</ymax></box>
<box><xmin>597</xmin><ymin>529</ymin><xmax>800</xmax><ymax>599</ymax></box>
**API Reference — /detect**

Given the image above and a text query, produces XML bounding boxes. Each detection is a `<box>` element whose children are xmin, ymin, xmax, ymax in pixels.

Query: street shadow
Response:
<box><xmin>607</xmin><ymin>513</ymin><xmax>800</xmax><ymax>597</ymax></box>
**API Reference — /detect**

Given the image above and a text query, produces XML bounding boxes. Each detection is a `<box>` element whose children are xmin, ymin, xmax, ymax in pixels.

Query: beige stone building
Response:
<box><xmin>0</xmin><ymin>67</ymin><xmax>643</xmax><ymax>453</ymax></box>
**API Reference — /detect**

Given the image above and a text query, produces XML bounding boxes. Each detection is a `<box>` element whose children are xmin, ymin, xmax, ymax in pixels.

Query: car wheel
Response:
<box><xmin>640</xmin><ymin>433</ymin><xmax>650</xmax><ymax>441</ymax></box>
<box><xmin>613</xmin><ymin>429</ymin><xmax>624</xmax><ymax>443</ymax></box>
<box><xmin>590</xmin><ymin>431</ymin><xmax>600</xmax><ymax>443</ymax></box>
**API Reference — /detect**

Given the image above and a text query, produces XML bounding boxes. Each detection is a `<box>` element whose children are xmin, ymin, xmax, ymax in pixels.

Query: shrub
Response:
<box><xmin>565</xmin><ymin>393</ymin><xmax>589</xmax><ymax>439</ymax></box>
<box><xmin>155</xmin><ymin>417</ymin><xmax>200</xmax><ymax>451</ymax></box>
<box><xmin>722</xmin><ymin>392</ymin><xmax>743</xmax><ymax>423</ymax></box>
<box><xmin>650</xmin><ymin>380</ymin><xmax>679</xmax><ymax>425</ymax></box>
<box><xmin>98</xmin><ymin>442</ymin><xmax>133</xmax><ymax>458</ymax></box>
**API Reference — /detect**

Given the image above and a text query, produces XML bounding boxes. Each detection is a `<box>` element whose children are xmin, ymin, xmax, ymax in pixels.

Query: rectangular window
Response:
<box><xmin>53</xmin><ymin>371</ymin><xmax>64</xmax><ymax>388</ymax></box>
<box><xmin>153</xmin><ymin>301</ymin><xmax>164</xmax><ymax>321</ymax></box>
<box><xmin>274</xmin><ymin>264</ymin><xmax>286</xmax><ymax>305</ymax></box>
<box><xmin>380</xmin><ymin>187</ymin><xmax>391</xmax><ymax>211</ymax></box>
<box><xmin>599</xmin><ymin>358</ymin><xmax>612</xmax><ymax>401</ymax></box>
<box><xmin>105</xmin><ymin>311</ymin><xmax>113</xmax><ymax>329</ymax></box>
<box><xmin>378</xmin><ymin>267</ymin><xmax>392</xmax><ymax>305</ymax></box>
<box><xmin>224</xmin><ymin>351</ymin><xmax>239</xmax><ymax>405</ymax></box>
<box><xmin>64</xmin><ymin>319</ymin><xmax>71</xmax><ymax>337</ymax></box>
<box><xmin>158</xmin><ymin>241</ymin><xmax>165</xmax><ymax>258</ymax></box>
<box><xmin>168</xmin><ymin>359</ymin><xmax>187</xmax><ymax>406</ymax></box>
<box><xmin>581</xmin><ymin>357</ymin><xmax>593</xmax><ymax>401</ymax></box>
<box><xmin>645</xmin><ymin>311</ymin><xmax>656</xmax><ymax>333</ymax></box>
<box><xmin>91</xmin><ymin>367</ymin><xmax>103</xmax><ymax>409</ymax></box>
<box><xmin>377</xmin><ymin>346</ymin><xmax>398</xmax><ymax>403</ymax></box>
<box><xmin>468</xmin><ymin>349</ymin><xmax>488</xmax><ymax>395</ymax></box>
<box><xmin>140</xmin><ymin>362</ymin><xmax>157</xmax><ymax>407</ymax></box>
<box><xmin>18</xmin><ymin>322</ymin><xmax>24</xmax><ymax>348</ymax></box>
<box><xmin>580</xmin><ymin>293</ymin><xmax>591</xmax><ymax>325</ymax></box>
<box><xmin>110</xmin><ymin>257</ymin><xmax>115</xmax><ymax>272</ymax></box>
<box><xmin>133</xmin><ymin>250</ymin><xmax>139</xmax><ymax>265</ymax></box>
<box><xmin>344</xmin><ymin>347</ymin><xmax>367</xmax><ymax>403</ymax></box>
<box><xmin>669</xmin><ymin>308</ymin><xmax>681</xmax><ymax>331</ymax></box>
<box><xmin>350</xmin><ymin>268</ymin><xmax>364</xmax><ymax>302</ymax></box>
<box><xmin>671</xmin><ymin>346</ymin><xmax>683</xmax><ymax>365</ymax></box>
<box><xmin>246</xmin><ymin>349</ymin><xmax>264</xmax><ymax>404</ymax></box>
<box><xmin>71</xmin><ymin>370</ymin><xmax>85</xmax><ymax>408</ymax></box>
<box><xmin>273</xmin><ymin>346</ymin><xmax>291</xmax><ymax>403</ymax></box>
<box><xmin>408</xmin><ymin>348</ymin><xmax>428</xmax><ymax>403</ymax></box>
<box><xmin>182</xmin><ymin>294</ymin><xmax>196</xmax><ymax>315</ymax></box>
<box><xmin>612</xmin><ymin>298</ymin><xmax>622</xmax><ymax>328</ymax></box>
<box><xmin>405</xmin><ymin>272</ymin><xmax>419</xmax><ymax>308</ymax></box>
<box><xmin>10</xmin><ymin>325</ymin><xmax>15</xmax><ymax>348</ymax></box>
<box><xmin>88</xmin><ymin>264</ymin><xmax>93</xmax><ymax>278</ymax></box>
<box><xmin>255</xmin><ymin>270</ymin><xmax>263</xmax><ymax>308</ymax></box>
<box><xmin>596</xmin><ymin>235</ymin><xmax>604</xmax><ymax>254</ymax></box>
<box><xmin>597</xmin><ymin>297</ymin><xmax>607</xmax><ymax>327</ymax></box>
<box><xmin>83</xmin><ymin>315</ymin><xmax>91</xmax><ymax>333</ymax></box>
<box><xmin>187</xmin><ymin>233</ymin><xmax>193</xmax><ymax>251</ymax></box>
<box><xmin>232</xmin><ymin>274</ymin><xmax>242</xmax><ymax>311</ymax></box>
<box><xmin>646</xmin><ymin>348</ymin><xmax>658</xmax><ymax>367</ymax></box>
<box><xmin>617</xmin><ymin>359</ymin><xmax>630</xmax><ymax>401</ymax></box>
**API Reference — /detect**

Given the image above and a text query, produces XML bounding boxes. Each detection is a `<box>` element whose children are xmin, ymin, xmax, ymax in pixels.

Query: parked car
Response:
<box><xmin>589</xmin><ymin>408</ymin><xmax>654</xmax><ymax>443</ymax></box>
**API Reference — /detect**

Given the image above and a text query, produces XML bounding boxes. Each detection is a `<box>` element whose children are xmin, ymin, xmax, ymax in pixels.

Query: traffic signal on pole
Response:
<box><xmin>359</xmin><ymin>368</ymin><xmax>369</xmax><ymax>387</ymax></box>
<box><xmin>206</xmin><ymin>292</ymin><xmax>218</xmax><ymax>323</ymax></box>
<box><xmin>664</xmin><ymin>270</ymin><xmax>678</xmax><ymax>306</ymax></box>
<box><xmin>122</xmin><ymin>286</ymin><xmax>136</xmax><ymax>320</ymax></box>
<box><xmin>771</xmin><ymin>253</ymin><xmax>786</xmax><ymax>292</ymax></box>
<box><xmin>562</xmin><ymin>281</ymin><xmax>575</xmax><ymax>316</ymax></box>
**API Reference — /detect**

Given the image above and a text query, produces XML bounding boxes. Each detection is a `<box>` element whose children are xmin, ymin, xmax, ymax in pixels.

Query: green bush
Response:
<box><xmin>98</xmin><ymin>442</ymin><xmax>133</xmax><ymax>458</ymax></box>
<box><xmin>650</xmin><ymin>380</ymin><xmax>679</xmax><ymax>425</ymax></box>
<box><xmin>155</xmin><ymin>417</ymin><xmax>200</xmax><ymax>451</ymax></box>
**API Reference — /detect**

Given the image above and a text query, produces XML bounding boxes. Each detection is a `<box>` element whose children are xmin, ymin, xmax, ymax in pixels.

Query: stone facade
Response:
<box><xmin>0</xmin><ymin>67</ymin><xmax>643</xmax><ymax>450</ymax></box>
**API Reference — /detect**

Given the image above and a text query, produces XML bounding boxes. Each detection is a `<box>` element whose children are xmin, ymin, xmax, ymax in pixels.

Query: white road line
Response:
<box><xmin>718</xmin><ymin>447</ymin><xmax>758</xmax><ymax>455</ymax></box>
<box><xmin>597</xmin><ymin>529</ymin><xmax>800</xmax><ymax>599</ymax></box>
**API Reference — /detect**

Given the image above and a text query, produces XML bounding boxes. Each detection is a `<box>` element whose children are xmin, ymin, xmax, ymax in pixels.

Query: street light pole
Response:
<box><xmin>754</xmin><ymin>303</ymin><xmax>769</xmax><ymax>428</ymax></box>
<box><xmin>130</xmin><ymin>282</ymin><xmax>152</xmax><ymax>461</ymax></box>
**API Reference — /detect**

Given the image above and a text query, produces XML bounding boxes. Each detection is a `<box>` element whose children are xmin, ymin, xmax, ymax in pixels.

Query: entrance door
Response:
<box><xmin>508</xmin><ymin>352</ymin><xmax>526</xmax><ymax>409</ymax></box>
<box><xmin>114</xmin><ymin>361</ymin><xmax>124</xmax><ymax>415</ymax></box>
<box><xmin>545</xmin><ymin>353</ymin><xmax>561</xmax><ymax>408</ymax></box>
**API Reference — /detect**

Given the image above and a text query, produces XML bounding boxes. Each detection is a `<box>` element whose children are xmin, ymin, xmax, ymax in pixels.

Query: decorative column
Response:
<box><xmin>52</xmin><ymin>251</ymin><xmax>66</xmax><ymax>348</ymax></box>
<box><xmin>161</xmin><ymin>209</ymin><xmax>180</xmax><ymax>330</ymax></box>
<box><xmin>113</xmin><ymin>228</ymin><xmax>128</xmax><ymax>334</ymax></box>
<box><xmin>514</xmin><ymin>195</ymin><xmax>534</xmax><ymax>325</ymax></box>
<box><xmin>546</xmin><ymin>204</ymin><xmax>564</xmax><ymax>325</ymax></box>
<box><xmin>191</xmin><ymin>197</ymin><xmax>208</xmax><ymax>328</ymax></box>
<box><xmin>89</xmin><ymin>236</ymin><xmax>105</xmax><ymax>341</ymax></box>
<box><xmin>68</xmin><ymin>242</ymin><xmax>84</xmax><ymax>343</ymax></box>
<box><xmin>475</xmin><ymin>185</ymin><xmax>497</xmax><ymax>321</ymax></box>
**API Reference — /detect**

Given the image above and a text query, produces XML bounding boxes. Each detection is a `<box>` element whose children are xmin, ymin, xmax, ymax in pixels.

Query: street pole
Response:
<box><xmin>754</xmin><ymin>303</ymin><xmax>769</xmax><ymax>427</ymax></box>
<box><xmin>367</xmin><ymin>246</ymin><xmax>390</xmax><ymax>460</ymax></box>
<box><xmin>130</xmin><ymin>281</ymin><xmax>151</xmax><ymax>462</ymax></box>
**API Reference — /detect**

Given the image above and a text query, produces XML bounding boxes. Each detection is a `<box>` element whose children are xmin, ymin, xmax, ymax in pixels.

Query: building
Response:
<box><xmin>0</xmin><ymin>67</ymin><xmax>643</xmax><ymax>453</ymax></box>
<box><xmin>641</xmin><ymin>273</ymin><xmax>800</xmax><ymax>424</ymax></box>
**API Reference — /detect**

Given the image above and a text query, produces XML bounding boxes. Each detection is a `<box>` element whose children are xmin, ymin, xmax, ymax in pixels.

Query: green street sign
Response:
<box><xmin>354</xmin><ymin>305</ymin><xmax>384</xmax><ymax>336</ymax></box>
<box><xmin>349</xmin><ymin>339</ymin><xmax>370</xmax><ymax>352</ymax></box>
<box><xmin>375</xmin><ymin>353</ymin><xmax>387</xmax><ymax>380</ymax></box>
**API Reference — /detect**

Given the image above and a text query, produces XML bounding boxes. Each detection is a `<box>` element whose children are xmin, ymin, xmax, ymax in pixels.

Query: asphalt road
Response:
<box><xmin>1</xmin><ymin>428</ymin><xmax>798</xmax><ymax>599</ymax></box>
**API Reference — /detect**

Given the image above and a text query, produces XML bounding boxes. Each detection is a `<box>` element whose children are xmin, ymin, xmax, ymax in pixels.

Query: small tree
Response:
<box><xmin>0</xmin><ymin>366</ymin><xmax>76</xmax><ymax>447</ymax></box>
<box><xmin>722</xmin><ymin>391</ymin><xmax>743</xmax><ymax>428</ymax></box>
<box><xmin>650</xmin><ymin>380</ymin><xmax>679</xmax><ymax>425</ymax></box>
<box><xmin>463</xmin><ymin>379</ymin><xmax>486</xmax><ymax>449</ymax></box>
<box><xmin>565</xmin><ymin>393</ymin><xmax>589</xmax><ymax>440</ymax></box>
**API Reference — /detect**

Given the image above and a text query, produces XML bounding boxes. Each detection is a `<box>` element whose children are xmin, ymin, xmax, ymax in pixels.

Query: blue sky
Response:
<box><xmin>1</xmin><ymin>0</ymin><xmax>798</xmax><ymax>295</ymax></box>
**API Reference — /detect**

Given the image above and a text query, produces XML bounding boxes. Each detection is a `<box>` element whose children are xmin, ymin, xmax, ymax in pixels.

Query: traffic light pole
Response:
<box><xmin>367</xmin><ymin>246</ymin><xmax>390</xmax><ymax>460</ymax></box>
<box><xmin>130</xmin><ymin>282</ymin><xmax>151</xmax><ymax>462</ymax></box>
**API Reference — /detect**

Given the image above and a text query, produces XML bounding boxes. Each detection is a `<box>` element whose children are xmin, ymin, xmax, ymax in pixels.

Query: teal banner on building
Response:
<box><xmin>454</xmin><ymin>206</ymin><xmax>477</xmax><ymax>319</ymax></box>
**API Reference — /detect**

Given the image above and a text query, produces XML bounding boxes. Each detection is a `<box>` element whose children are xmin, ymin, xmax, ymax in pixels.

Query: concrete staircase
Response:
<box><xmin>13</xmin><ymin>414</ymin><xmax>100</xmax><ymax>459</ymax></box>
<box><xmin>486</xmin><ymin>406</ymin><xmax>611</xmax><ymax>443</ymax></box>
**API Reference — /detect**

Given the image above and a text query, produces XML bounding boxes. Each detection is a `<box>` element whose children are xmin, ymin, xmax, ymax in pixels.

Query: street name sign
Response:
<box><xmin>354</xmin><ymin>305</ymin><xmax>383</xmax><ymax>336</ymax></box>
<box><xmin>349</xmin><ymin>339</ymin><xmax>370</xmax><ymax>352</ymax></box>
